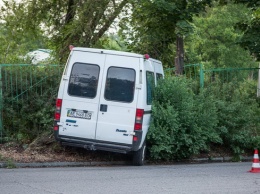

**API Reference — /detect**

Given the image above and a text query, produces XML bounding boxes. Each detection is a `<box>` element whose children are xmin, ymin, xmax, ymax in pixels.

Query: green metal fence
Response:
<box><xmin>0</xmin><ymin>64</ymin><xmax>64</xmax><ymax>143</ymax></box>
<box><xmin>165</xmin><ymin>64</ymin><xmax>260</xmax><ymax>89</ymax></box>
<box><xmin>165</xmin><ymin>64</ymin><xmax>204</xmax><ymax>87</ymax></box>
<box><xmin>202</xmin><ymin>67</ymin><xmax>259</xmax><ymax>88</ymax></box>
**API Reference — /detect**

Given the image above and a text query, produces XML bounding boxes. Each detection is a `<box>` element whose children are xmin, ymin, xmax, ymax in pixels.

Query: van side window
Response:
<box><xmin>105</xmin><ymin>67</ymin><xmax>135</xmax><ymax>103</ymax></box>
<box><xmin>68</xmin><ymin>63</ymin><xmax>99</xmax><ymax>98</ymax></box>
<box><xmin>146</xmin><ymin>71</ymin><xmax>155</xmax><ymax>105</ymax></box>
<box><xmin>156</xmin><ymin>73</ymin><xmax>163</xmax><ymax>81</ymax></box>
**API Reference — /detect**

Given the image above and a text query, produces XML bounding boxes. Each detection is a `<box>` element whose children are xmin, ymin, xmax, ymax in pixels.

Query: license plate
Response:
<box><xmin>67</xmin><ymin>110</ymin><xmax>92</xmax><ymax>120</ymax></box>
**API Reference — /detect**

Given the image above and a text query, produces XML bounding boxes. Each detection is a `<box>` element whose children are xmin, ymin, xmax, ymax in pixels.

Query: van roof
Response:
<box><xmin>72</xmin><ymin>47</ymin><xmax>143</xmax><ymax>58</ymax></box>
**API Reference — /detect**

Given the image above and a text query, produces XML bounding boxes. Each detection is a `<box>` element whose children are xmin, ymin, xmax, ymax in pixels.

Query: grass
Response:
<box><xmin>0</xmin><ymin>153</ymin><xmax>16</xmax><ymax>168</ymax></box>
<box><xmin>6</xmin><ymin>159</ymin><xmax>16</xmax><ymax>169</ymax></box>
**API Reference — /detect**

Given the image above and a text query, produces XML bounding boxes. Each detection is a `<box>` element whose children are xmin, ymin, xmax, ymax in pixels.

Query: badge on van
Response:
<box><xmin>67</xmin><ymin>109</ymin><xmax>92</xmax><ymax>120</ymax></box>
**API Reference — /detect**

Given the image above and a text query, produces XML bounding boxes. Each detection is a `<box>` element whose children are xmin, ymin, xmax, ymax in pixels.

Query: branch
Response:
<box><xmin>90</xmin><ymin>0</ymin><xmax>129</xmax><ymax>46</ymax></box>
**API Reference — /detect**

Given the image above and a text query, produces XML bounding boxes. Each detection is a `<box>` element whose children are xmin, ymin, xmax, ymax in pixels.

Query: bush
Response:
<box><xmin>207</xmin><ymin>81</ymin><xmax>260</xmax><ymax>155</ymax></box>
<box><xmin>147</xmin><ymin>76</ymin><xmax>220</xmax><ymax>160</ymax></box>
<box><xmin>148</xmin><ymin>76</ymin><xmax>260</xmax><ymax>161</ymax></box>
<box><xmin>2</xmin><ymin>65</ymin><xmax>63</xmax><ymax>142</ymax></box>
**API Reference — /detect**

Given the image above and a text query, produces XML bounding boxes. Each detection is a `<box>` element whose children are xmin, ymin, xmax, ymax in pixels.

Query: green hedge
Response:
<box><xmin>207</xmin><ymin>80</ymin><xmax>260</xmax><ymax>155</ymax></box>
<box><xmin>2</xmin><ymin>65</ymin><xmax>63</xmax><ymax>143</ymax></box>
<box><xmin>147</xmin><ymin>76</ymin><xmax>260</xmax><ymax>161</ymax></box>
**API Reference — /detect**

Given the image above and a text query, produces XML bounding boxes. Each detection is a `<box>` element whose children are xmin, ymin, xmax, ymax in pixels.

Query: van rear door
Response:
<box><xmin>95</xmin><ymin>55</ymin><xmax>140</xmax><ymax>145</ymax></box>
<box><xmin>59</xmin><ymin>51</ymin><xmax>105</xmax><ymax>139</ymax></box>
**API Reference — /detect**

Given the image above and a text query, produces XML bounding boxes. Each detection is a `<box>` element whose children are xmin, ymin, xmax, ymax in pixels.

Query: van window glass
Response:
<box><xmin>68</xmin><ymin>63</ymin><xmax>99</xmax><ymax>98</ymax></box>
<box><xmin>105</xmin><ymin>67</ymin><xmax>135</xmax><ymax>103</ymax></box>
<box><xmin>156</xmin><ymin>73</ymin><xmax>163</xmax><ymax>81</ymax></box>
<box><xmin>146</xmin><ymin>71</ymin><xmax>155</xmax><ymax>105</ymax></box>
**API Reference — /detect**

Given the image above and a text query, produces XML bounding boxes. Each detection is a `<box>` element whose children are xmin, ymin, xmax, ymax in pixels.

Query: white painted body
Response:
<box><xmin>55</xmin><ymin>47</ymin><xmax>164</xmax><ymax>153</ymax></box>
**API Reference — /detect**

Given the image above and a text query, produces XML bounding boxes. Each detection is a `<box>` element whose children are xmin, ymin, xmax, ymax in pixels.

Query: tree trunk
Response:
<box><xmin>65</xmin><ymin>0</ymin><xmax>76</xmax><ymax>25</ymax></box>
<box><xmin>175</xmin><ymin>36</ymin><xmax>184</xmax><ymax>75</ymax></box>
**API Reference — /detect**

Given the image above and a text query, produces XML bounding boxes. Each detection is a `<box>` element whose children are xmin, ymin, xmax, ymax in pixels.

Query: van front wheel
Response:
<box><xmin>132</xmin><ymin>142</ymin><xmax>146</xmax><ymax>166</ymax></box>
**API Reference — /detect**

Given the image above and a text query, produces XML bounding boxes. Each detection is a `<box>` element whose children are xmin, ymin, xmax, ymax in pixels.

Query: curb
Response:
<box><xmin>0</xmin><ymin>157</ymin><xmax>253</xmax><ymax>168</ymax></box>
<box><xmin>191</xmin><ymin>156</ymin><xmax>252</xmax><ymax>163</ymax></box>
<box><xmin>0</xmin><ymin>162</ymin><xmax>5</xmax><ymax>168</ymax></box>
<box><xmin>0</xmin><ymin>161</ymin><xmax>128</xmax><ymax>168</ymax></box>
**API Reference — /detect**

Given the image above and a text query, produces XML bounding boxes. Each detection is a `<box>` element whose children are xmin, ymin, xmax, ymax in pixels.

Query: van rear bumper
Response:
<box><xmin>55</xmin><ymin>134</ymin><xmax>138</xmax><ymax>154</ymax></box>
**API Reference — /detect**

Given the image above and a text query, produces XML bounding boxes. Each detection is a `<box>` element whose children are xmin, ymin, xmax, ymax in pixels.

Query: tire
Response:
<box><xmin>132</xmin><ymin>142</ymin><xmax>146</xmax><ymax>166</ymax></box>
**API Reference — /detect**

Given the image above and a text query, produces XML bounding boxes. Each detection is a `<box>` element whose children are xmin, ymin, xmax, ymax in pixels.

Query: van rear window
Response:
<box><xmin>68</xmin><ymin>63</ymin><xmax>99</xmax><ymax>98</ymax></box>
<box><xmin>104</xmin><ymin>67</ymin><xmax>135</xmax><ymax>103</ymax></box>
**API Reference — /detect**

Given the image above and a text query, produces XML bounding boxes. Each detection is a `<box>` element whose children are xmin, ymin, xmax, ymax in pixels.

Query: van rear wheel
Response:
<box><xmin>132</xmin><ymin>142</ymin><xmax>146</xmax><ymax>166</ymax></box>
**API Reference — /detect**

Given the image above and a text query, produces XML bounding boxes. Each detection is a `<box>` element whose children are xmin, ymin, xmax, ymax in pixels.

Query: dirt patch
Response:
<box><xmin>0</xmin><ymin>133</ymin><xmax>131</xmax><ymax>163</ymax></box>
<box><xmin>0</xmin><ymin>133</ymin><xmax>251</xmax><ymax>164</ymax></box>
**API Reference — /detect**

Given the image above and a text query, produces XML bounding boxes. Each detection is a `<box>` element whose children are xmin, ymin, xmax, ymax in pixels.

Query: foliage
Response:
<box><xmin>96</xmin><ymin>34</ymin><xmax>129</xmax><ymax>51</ymax></box>
<box><xmin>147</xmin><ymin>76</ymin><xmax>220</xmax><ymax>160</ymax></box>
<box><xmin>206</xmin><ymin>81</ymin><xmax>260</xmax><ymax>155</ymax></box>
<box><xmin>148</xmin><ymin>75</ymin><xmax>260</xmax><ymax>161</ymax></box>
<box><xmin>0</xmin><ymin>3</ymin><xmax>48</xmax><ymax>64</ymax></box>
<box><xmin>232</xmin><ymin>0</ymin><xmax>260</xmax><ymax>60</ymax></box>
<box><xmin>2</xmin><ymin>65</ymin><xmax>63</xmax><ymax>142</ymax></box>
<box><xmin>119</xmin><ymin>0</ymin><xmax>212</xmax><ymax>67</ymax></box>
<box><xmin>0</xmin><ymin>0</ymin><xmax>131</xmax><ymax>63</ymax></box>
<box><xmin>185</xmin><ymin>2</ymin><xmax>256</xmax><ymax>68</ymax></box>
<box><xmin>0</xmin><ymin>149</ymin><xmax>17</xmax><ymax>168</ymax></box>
<box><xmin>220</xmin><ymin>0</ymin><xmax>260</xmax><ymax>61</ymax></box>
<box><xmin>6</xmin><ymin>159</ymin><xmax>16</xmax><ymax>169</ymax></box>
<box><xmin>237</xmin><ymin>13</ymin><xmax>260</xmax><ymax>61</ymax></box>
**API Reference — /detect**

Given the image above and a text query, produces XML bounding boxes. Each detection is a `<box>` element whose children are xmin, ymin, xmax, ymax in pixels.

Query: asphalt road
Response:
<box><xmin>0</xmin><ymin>162</ymin><xmax>259</xmax><ymax>194</ymax></box>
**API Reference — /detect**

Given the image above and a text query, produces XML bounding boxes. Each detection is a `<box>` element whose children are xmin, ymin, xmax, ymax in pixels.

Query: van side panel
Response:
<box><xmin>137</xmin><ymin>60</ymin><xmax>154</xmax><ymax>148</ymax></box>
<box><xmin>151</xmin><ymin>59</ymin><xmax>164</xmax><ymax>83</ymax></box>
<box><xmin>138</xmin><ymin>59</ymin><xmax>164</xmax><ymax>148</ymax></box>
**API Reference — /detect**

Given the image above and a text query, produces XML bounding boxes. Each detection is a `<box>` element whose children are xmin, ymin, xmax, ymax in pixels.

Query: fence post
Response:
<box><xmin>0</xmin><ymin>65</ymin><xmax>3</xmax><ymax>143</ymax></box>
<box><xmin>257</xmin><ymin>63</ymin><xmax>260</xmax><ymax>97</ymax></box>
<box><xmin>199</xmin><ymin>64</ymin><xmax>204</xmax><ymax>88</ymax></box>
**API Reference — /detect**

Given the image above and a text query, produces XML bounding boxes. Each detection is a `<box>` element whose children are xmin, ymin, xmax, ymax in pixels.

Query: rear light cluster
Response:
<box><xmin>54</xmin><ymin>99</ymin><xmax>62</xmax><ymax>131</ymax></box>
<box><xmin>133</xmin><ymin>108</ymin><xmax>144</xmax><ymax>142</ymax></box>
<box><xmin>134</xmin><ymin>109</ymin><xmax>144</xmax><ymax>130</ymax></box>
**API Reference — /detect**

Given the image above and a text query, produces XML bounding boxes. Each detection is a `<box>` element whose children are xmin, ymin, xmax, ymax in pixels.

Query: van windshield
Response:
<box><xmin>104</xmin><ymin>67</ymin><xmax>135</xmax><ymax>103</ymax></box>
<box><xmin>68</xmin><ymin>63</ymin><xmax>99</xmax><ymax>98</ymax></box>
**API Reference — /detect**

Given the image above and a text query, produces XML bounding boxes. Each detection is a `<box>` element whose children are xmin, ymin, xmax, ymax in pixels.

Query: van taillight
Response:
<box><xmin>56</xmin><ymin>99</ymin><xmax>62</xmax><ymax>108</ymax></box>
<box><xmin>134</xmin><ymin>109</ymin><xmax>144</xmax><ymax>130</ymax></box>
<box><xmin>133</xmin><ymin>136</ymin><xmax>138</xmax><ymax>141</ymax></box>
<box><xmin>54</xmin><ymin>125</ymin><xmax>59</xmax><ymax>131</ymax></box>
<box><xmin>55</xmin><ymin>99</ymin><xmax>62</xmax><ymax>120</ymax></box>
<box><xmin>54</xmin><ymin>99</ymin><xmax>62</xmax><ymax>131</ymax></box>
<box><xmin>55</xmin><ymin>99</ymin><xmax>62</xmax><ymax>119</ymax></box>
<box><xmin>55</xmin><ymin>112</ymin><xmax>61</xmax><ymax>120</ymax></box>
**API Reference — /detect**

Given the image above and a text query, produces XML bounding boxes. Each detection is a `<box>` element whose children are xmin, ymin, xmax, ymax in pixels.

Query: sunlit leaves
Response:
<box><xmin>0</xmin><ymin>0</ymin><xmax>131</xmax><ymax>63</ymax></box>
<box><xmin>185</xmin><ymin>3</ymin><xmax>256</xmax><ymax>68</ymax></box>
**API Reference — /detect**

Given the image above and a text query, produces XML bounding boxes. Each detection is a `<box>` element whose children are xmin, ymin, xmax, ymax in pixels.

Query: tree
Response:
<box><xmin>234</xmin><ymin>0</ymin><xmax>260</xmax><ymax>61</ymax></box>
<box><xmin>96</xmin><ymin>34</ymin><xmax>129</xmax><ymax>51</ymax></box>
<box><xmin>185</xmin><ymin>2</ymin><xmax>256</xmax><ymax>68</ymax></box>
<box><xmin>0</xmin><ymin>2</ymin><xmax>47</xmax><ymax>63</ymax></box>
<box><xmin>119</xmin><ymin>0</ymin><xmax>212</xmax><ymax>73</ymax></box>
<box><xmin>0</xmin><ymin>0</ymin><xmax>130</xmax><ymax>63</ymax></box>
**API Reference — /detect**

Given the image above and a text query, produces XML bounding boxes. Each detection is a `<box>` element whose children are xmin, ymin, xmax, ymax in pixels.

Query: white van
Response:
<box><xmin>54</xmin><ymin>47</ymin><xmax>164</xmax><ymax>165</ymax></box>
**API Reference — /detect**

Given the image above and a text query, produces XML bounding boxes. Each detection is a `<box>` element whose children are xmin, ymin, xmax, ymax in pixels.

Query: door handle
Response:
<box><xmin>100</xmin><ymin>104</ymin><xmax>108</xmax><ymax>112</ymax></box>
